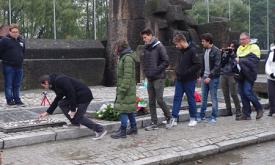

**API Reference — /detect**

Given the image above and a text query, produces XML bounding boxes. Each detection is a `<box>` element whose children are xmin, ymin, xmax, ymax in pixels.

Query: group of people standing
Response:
<box><xmin>109</xmin><ymin>28</ymin><xmax>269</xmax><ymax>140</ymax></box>
<box><xmin>1</xmin><ymin>24</ymin><xmax>274</xmax><ymax>141</ymax></box>
<box><xmin>38</xmin><ymin>29</ymin><xmax>274</xmax><ymax>140</ymax></box>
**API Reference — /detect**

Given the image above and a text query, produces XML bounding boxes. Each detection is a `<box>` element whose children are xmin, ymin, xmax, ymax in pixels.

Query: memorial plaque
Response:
<box><xmin>0</xmin><ymin>110</ymin><xmax>66</xmax><ymax>133</ymax></box>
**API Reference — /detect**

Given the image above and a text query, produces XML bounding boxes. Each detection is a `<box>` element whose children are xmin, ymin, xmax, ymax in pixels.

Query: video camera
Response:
<box><xmin>221</xmin><ymin>48</ymin><xmax>234</xmax><ymax>55</ymax></box>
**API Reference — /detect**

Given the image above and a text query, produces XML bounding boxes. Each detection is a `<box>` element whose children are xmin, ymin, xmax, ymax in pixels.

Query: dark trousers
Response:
<box><xmin>172</xmin><ymin>80</ymin><xmax>197</xmax><ymax>119</ymax></box>
<box><xmin>2</xmin><ymin>64</ymin><xmax>23</xmax><ymax>103</ymax></box>
<box><xmin>220</xmin><ymin>75</ymin><xmax>241</xmax><ymax>115</ymax></box>
<box><xmin>237</xmin><ymin>80</ymin><xmax>262</xmax><ymax>117</ymax></box>
<box><xmin>147</xmin><ymin>79</ymin><xmax>171</xmax><ymax>124</ymax></box>
<box><xmin>120</xmin><ymin>113</ymin><xmax>137</xmax><ymax>129</ymax></box>
<box><xmin>268</xmin><ymin>79</ymin><xmax>275</xmax><ymax>114</ymax></box>
<box><xmin>58</xmin><ymin>99</ymin><xmax>103</xmax><ymax>133</ymax></box>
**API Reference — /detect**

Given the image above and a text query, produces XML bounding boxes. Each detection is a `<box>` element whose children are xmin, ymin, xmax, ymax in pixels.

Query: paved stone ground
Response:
<box><xmin>0</xmin><ymin>86</ymin><xmax>272</xmax><ymax>165</ymax></box>
<box><xmin>1</xmin><ymin>112</ymin><xmax>275</xmax><ymax>165</ymax></box>
<box><xmin>0</xmin><ymin>86</ymin><xmax>174</xmax><ymax>111</ymax></box>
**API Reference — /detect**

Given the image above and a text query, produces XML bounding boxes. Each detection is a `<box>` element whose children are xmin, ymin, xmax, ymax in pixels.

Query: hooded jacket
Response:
<box><xmin>46</xmin><ymin>74</ymin><xmax>93</xmax><ymax>114</ymax></box>
<box><xmin>141</xmin><ymin>37</ymin><xmax>169</xmax><ymax>80</ymax></box>
<box><xmin>114</xmin><ymin>48</ymin><xmax>137</xmax><ymax>113</ymax></box>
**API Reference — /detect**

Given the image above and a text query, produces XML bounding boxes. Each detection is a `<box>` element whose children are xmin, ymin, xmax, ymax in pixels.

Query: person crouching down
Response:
<box><xmin>38</xmin><ymin>74</ymin><xmax>107</xmax><ymax>140</ymax></box>
<box><xmin>111</xmin><ymin>40</ymin><xmax>138</xmax><ymax>139</ymax></box>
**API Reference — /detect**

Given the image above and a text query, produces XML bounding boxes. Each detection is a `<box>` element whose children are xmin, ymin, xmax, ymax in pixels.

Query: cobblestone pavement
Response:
<box><xmin>2</xmin><ymin>113</ymin><xmax>275</xmax><ymax>165</ymax></box>
<box><xmin>0</xmin><ymin>86</ymin><xmax>175</xmax><ymax>110</ymax></box>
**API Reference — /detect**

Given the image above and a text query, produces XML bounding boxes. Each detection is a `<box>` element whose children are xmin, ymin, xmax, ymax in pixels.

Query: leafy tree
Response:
<box><xmin>0</xmin><ymin>0</ymin><xmax>109</xmax><ymax>40</ymax></box>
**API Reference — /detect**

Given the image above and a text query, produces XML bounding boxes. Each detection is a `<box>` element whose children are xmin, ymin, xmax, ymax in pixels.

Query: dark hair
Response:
<box><xmin>113</xmin><ymin>40</ymin><xmax>129</xmax><ymax>53</ymax></box>
<box><xmin>201</xmin><ymin>33</ymin><xmax>213</xmax><ymax>44</ymax></box>
<box><xmin>140</xmin><ymin>28</ymin><xmax>153</xmax><ymax>36</ymax></box>
<box><xmin>229</xmin><ymin>40</ymin><xmax>239</xmax><ymax>49</ymax></box>
<box><xmin>39</xmin><ymin>75</ymin><xmax>50</xmax><ymax>84</ymax></box>
<box><xmin>173</xmin><ymin>34</ymin><xmax>187</xmax><ymax>43</ymax></box>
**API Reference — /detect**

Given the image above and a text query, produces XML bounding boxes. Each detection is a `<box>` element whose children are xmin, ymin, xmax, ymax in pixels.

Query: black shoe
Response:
<box><xmin>7</xmin><ymin>101</ymin><xmax>16</xmax><ymax>106</ymax></box>
<box><xmin>236</xmin><ymin>115</ymin><xmax>252</xmax><ymax>121</ymax></box>
<box><xmin>267</xmin><ymin>112</ymin><xmax>273</xmax><ymax>117</ymax></box>
<box><xmin>111</xmin><ymin>128</ymin><xmax>126</xmax><ymax>139</ymax></box>
<box><xmin>127</xmin><ymin>127</ymin><xmax>138</xmax><ymax>135</ymax></box>
<box><xmin>15</xmin><ymin>101</ymin><xmax>24</xmax><ymax>105</ymax></box>
<box><xmin>256</xmin><ymin>110</ymin><xmax>264</xmax><ymax>120</ymax></box>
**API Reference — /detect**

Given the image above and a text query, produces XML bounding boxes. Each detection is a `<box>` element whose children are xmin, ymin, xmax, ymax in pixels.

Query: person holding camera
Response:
<box><xmin>220</xmin><ymin>41</ymin><xmax>241</xmax><ymax>120</ymax></box>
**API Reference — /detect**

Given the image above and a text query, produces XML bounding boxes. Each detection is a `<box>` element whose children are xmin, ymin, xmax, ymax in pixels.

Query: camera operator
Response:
<box><xmin>220</xmin><ymin>41</ymin><xmax>241</xmax><ymax>120</ymax></box>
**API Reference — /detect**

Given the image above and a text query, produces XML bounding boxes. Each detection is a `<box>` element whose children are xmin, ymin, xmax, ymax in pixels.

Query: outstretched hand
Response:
<box><xmin>38</xmin><ymin>112</ymin><xmax>49</xmax><ymax>120</ymax></box>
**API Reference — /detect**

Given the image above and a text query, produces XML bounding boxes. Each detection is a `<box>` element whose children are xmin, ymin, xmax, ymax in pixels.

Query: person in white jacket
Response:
<box><xmin>265</xmin><ymin>44</ymin><xmax>275</xmax><ymax>116</ymax></box>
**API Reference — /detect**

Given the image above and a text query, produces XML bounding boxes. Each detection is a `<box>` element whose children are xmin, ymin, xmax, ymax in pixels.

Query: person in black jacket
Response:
<box><xmin>38</xmin><ymin>74</ymin><xmax>107</xmax><ymax>140</ymax></box>
<box><xmin>140</xmin><ymin>28</ymin><xmax>171</xmax><ymax>131</ymax></box>
<box><xmin>220</xmin><ymin>41</ymin><xmax>241</xmax><ymax>119</ymax></box>
<box><xmin>167</xmin><ymin>34</ymin><xmax>201</xmax><ymax>128</ymax></box>
<box><xmin>198</xmin><ymin>33</ymin><xmax>221</xmax><ymax>123</ymax></box>
<box><xmin>0</xmin><ymin>24</ymin><xmax>25</xmax><ymax>105</ymax></box>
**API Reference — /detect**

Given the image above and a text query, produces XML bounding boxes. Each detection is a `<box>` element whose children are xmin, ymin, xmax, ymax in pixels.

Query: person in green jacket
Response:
<box><xmin>111</xmin><ymin>40</ymin><xmax>138</xmax><ymax>139</ymax></box>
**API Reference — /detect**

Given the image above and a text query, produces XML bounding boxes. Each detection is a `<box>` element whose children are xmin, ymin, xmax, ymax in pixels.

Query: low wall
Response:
<box><xmin>0</xmin><ymin>40</ymin><xmax>106</xmax><ymax>90</ymax></box>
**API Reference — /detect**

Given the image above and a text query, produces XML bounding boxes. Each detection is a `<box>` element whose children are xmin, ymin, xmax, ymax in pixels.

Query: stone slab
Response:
<box><xmin>216</xmin><ymin>136</ymin><xmax>258</xmax><ymax>152</ymax></box>
<box><xmin>0</xmin><ymin>110</ymin><xmax>66</xmax><ymax>133</ymax></box>
<box><xmin>2</xmin><ymin>131</ymin><xmax>56</xmax><ymax>149</ymax></box>
<box><xmin>256</xmin><ymin>131</ymin><xmax>275</xmax><ymax>143</ymax></box>
<box><xmin>55</xmin><ymin>127</ymin><xmax>94</xmax><ymax>140</ymax></box>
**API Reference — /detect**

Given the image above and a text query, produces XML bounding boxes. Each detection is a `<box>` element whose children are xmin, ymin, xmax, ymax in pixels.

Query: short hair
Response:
<box><xmin>240</xmin><ymin>32</ymin><xmax>250</xmax><ymax>38</ymax></box>
<box><xmin>39</xmin><ymin>75</ymin><xmax>50</xmax><ymax>84</ymax></box>
<box><xmin>9</xmin><ymin>23</ymin><xmax>19</xmax><ymax>31</ymax></box>
<box><xmin>173</xmin><ymin>34</ymin><xmax>187</xmax><ymax>43</ymax></box>
<box><xmin>201</xmin><ymin>33</ymin><xmax>213</xmax><ymax>44</ymax></box>
<box><xmin>140</xmin><ymin>28</ymin><xmax>154</xmax><ymax>36</ymax></box>
<box><xmin>113</xmin><ymin>40</ymin><xmax>129</xmax><ymax>52</ymax></box>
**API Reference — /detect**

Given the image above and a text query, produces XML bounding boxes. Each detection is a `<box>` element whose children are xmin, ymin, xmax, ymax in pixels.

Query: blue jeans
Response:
<box><xmin>120</xmin><ymin>113</ymin><xmax>137</xmax><ymax>129</ymax></box>
<box><xmin>238</xmin><ymin>80</ymin><xmax>262</xmax><ymax>117</ymax></box>
<box><xmin>172</xmin><ymin>80</ymin><xmax>197</xmax><ymax>119</ymax></box>
<box><xmin>199</xmin><ymin>77</ymin><xmax>219</xmax><ymax>119</ymax></box>
<box><xmin>2</xmin><ymin>65</ymin><xmax>23</xmax><ymax>103</ymax></box>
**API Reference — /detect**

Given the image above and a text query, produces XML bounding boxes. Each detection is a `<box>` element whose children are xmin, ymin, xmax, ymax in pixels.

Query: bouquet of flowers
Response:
<box><xmin>95</xmin><ymin>104</ymin><xmax>119</xmax><ymax>121</ymax></box>
<box><xmin>136</xmin><ymin>97</ymin><xmax>149</xmax><ymax>116</ymax></box>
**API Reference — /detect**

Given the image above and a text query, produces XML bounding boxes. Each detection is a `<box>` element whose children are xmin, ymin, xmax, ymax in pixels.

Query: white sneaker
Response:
<box><xmin>188</xmin><ymin>120</ymin><xmax>197</xmax><ymax>127</ymax></box>
<box><xmin>92</xmin><ymin>130</ymin><xmax>107</xmax><ymax>140</ymax></box>
<box><xmin>166</xmin><ymin>118</ymin><xmax>177</xmax><ymax>129</ymax></box>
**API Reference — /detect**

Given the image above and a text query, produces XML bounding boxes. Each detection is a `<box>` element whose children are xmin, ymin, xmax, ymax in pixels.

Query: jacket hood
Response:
<box><xmin>120</xmin><ymin>47</ymin><xmax>137</xmax><ymax>62</ymax></box>
<box><xmin>145</xmin><ymin>37</ymin><xmax>160</xmax><ymax>49</ymax></box>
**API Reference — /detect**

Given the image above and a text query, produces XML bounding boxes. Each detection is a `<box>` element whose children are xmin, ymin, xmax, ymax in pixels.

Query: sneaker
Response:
<box><xmin>145</xmin><ymin>123</ymin><xmax>159</xmax><ymax>131</ymax></box>
<box><xmin>188</xmin><ymin>120</ymin><xmax>197</xmax><ymax>127</ymax></box>
<box><xmin>166</xmin><ymin>118</ymin><xmax>177</xmax><ymax>129</ymax></box>
<box><xmin>256</xmin><ymin>110</ymin><xmax>263</xmax><ymax>120</ymax></box>
<box><xmin>208</xmin><ymin>118</ymin><xmax>216</xmax><ymax>124</ymax></box>
<box><xmin>92</xmin><ymin>130</ymin><xmax>107</xmax><ymax>140</ymax></box>
<box><xmin>15</xmin><ymin>101</ymin><xmax>24</xmax><ymax>105</ymax></box>
<box><xmin>197</xmin><ymin>117</ymin><xmax>206</xmax><ymax>122</ymax></box>
<box><xmin>268</xmin><ymin>112</ymin><xmax>273</xmax><ymax>117</ymax></box>
<box><xmin>7</xmin><ymin>101</ymin><xmax>16</xmax><ymax>106</ymax></box>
